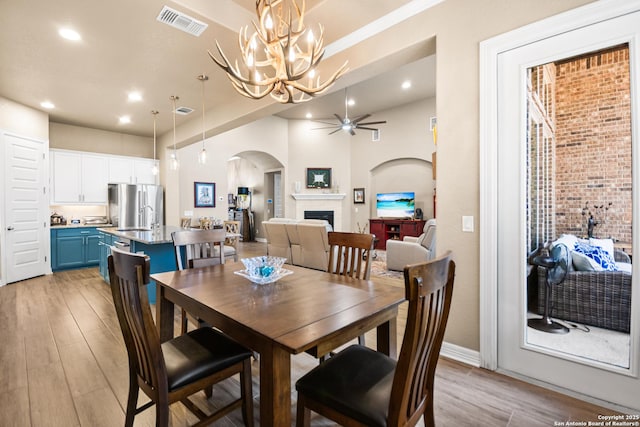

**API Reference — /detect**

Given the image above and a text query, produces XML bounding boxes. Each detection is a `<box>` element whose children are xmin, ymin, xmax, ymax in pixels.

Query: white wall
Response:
<box><xmin>169</xmin><ymin>115</ymin><xmax>289</xmax><ymax>226</ymax></box>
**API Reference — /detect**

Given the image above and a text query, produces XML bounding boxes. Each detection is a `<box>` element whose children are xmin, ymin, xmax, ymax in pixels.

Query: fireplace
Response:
<box><xmin>304</xmin><ymin>210</ymin><xmax>334</xmax><ymax>228</ymax></box>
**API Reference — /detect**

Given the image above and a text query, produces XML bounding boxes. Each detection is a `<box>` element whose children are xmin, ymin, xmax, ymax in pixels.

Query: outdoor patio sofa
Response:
<box><xmin>535</xmin><ymin>235</ymin><xmax>632</xmax><ymax>333</ymax></box>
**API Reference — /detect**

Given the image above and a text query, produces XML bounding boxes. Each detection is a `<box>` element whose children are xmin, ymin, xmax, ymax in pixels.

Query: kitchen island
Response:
<box><xmin>97</xmin><ymin>226</ymin><xmax>182</xmax><ymax>303</ymax></box>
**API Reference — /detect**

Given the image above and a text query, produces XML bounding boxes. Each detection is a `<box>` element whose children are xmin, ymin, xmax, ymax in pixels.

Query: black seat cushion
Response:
<box><xmin>162</xmin><ymin>327</ymin><xmax>252</xmax><ymax>391</ymax></box>
<box><xmin>295</xmin><ymin>345</ymin><xmax>396</xmax><ymax>427</ymax></box>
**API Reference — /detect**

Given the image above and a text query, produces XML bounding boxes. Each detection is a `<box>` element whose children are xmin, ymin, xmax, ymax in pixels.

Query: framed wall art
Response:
<box><xmin>306</xmin><ymin>167</ymin><xmax>332</xmax><ymax>188</ymax></box>
<box><xmin>194</xmin><ymin>182</ymin><xmax>215</xmax><ymax>207</ymax></box>
<box><xmin>354</xmin><ymin>188</ymin><xmax>365</xmax><ymax>204</ymax></box>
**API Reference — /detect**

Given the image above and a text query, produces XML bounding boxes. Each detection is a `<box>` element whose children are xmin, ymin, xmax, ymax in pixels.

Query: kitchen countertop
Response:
<box><xmin>97</xmin><ymin>226</ymin><xmax>182</xmax><ymax>245</ymax></box>
<box><xmin>52</xmin><ymin>223</ymin><xmax>113</xmax><ymax>228</ymax></box>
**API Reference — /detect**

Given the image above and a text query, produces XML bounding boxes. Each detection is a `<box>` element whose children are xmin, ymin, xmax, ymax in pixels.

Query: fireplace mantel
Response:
<box><xmin>291</xmin><ymin>193</ymin><xmax>346</xmax><ymax>200</ymax></box>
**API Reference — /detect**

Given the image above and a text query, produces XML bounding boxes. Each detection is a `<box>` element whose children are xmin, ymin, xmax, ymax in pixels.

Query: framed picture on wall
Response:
<box><xmin>194</xmin><ymin>182</ymin><xmax>215</xmax><ymax>207</ymax></box>
<box><xmin>354</xmin><ymin>188</ymin><xmax>365</xmax><ymax>204</ymax></box>
<box><xmin>306</xmin><ymin>168</ymin><xmax>332</xmax><ymax>188</ymax></box>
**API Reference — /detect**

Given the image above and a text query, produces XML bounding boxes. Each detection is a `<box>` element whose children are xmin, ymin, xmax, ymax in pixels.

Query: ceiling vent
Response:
<box><xmin>175</xmin><ymin>106</ymin><xmax>194</xmax><ymax>115</ymax></box>
<box><xmin>157</xmin><ymin>6</ymin><xmax>208</xmax><ymax>37</ymax></box>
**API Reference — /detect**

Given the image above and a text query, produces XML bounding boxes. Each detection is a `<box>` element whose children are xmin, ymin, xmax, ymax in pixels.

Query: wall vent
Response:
<box><xmin>175</xmin><ymin>106</ymin><xmax>194</xmax><ymax>115</ymax></box>
<box><xmin>372</xmin><ymin>129</ymin><xmax>381</xmax><ymax>142</ymax></box>
<box><xmin>157</xmin><ymin>6</ymin><xmax>208</xmax><ymax>37</ymax></box>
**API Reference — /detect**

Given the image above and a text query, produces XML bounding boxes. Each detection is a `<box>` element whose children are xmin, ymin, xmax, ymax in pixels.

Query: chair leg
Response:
<box><xmin>124</xmin><ymin>377</ymin><xmax>139</xmax><ymax>427</ymax></box>
<box><xmin>240</xmin><ymin>359</ymin><xmax>254</xmax><ymax>427</ymax></box>
<box><xmin>155</xmin><ymin>399</ymin><xmax>170</xmax><ymax>427</ymax></box>
<box><xmin>181</xmin><ymin>309</ymin><xmax>188</xmax><ymax>334</ymax></box>
<box><xmin>296</xmin><ymin>396</ymin><xmax>311</xmax><ymax>427</ymax></box>
<box><xmin>424</xmin><ymin>395</ymin><xmax>435</xmax><ymax>427</ymax></box>
<box><xmin>357</xmin><ymin>334</ymin><xmax>365</xmax><ymax>346</ymax></box>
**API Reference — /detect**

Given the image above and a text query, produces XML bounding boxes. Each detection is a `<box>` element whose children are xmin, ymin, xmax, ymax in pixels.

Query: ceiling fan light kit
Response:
<box><xmin>209</xmin><ymin>0</ymin><xmax>348</xmax><ymax>104</ymax></box>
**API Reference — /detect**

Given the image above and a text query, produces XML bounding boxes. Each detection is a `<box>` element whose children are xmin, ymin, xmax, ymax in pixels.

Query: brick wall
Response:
<box><xmin>554</xmin><ymin>44</ymin><xmax>631</xmax><ymax>243</ymax></box>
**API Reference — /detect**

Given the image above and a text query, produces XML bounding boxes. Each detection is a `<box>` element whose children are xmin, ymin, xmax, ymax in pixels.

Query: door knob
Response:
<box><xmin>7</xmin><ymin>226</ymin><xmax>14</xmax><ymax>230</ymax></box>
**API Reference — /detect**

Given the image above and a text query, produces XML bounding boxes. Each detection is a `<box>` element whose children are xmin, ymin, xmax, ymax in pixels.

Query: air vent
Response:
<box><xmin>372</xmin><ymin>129</ymin><xmax>381</xmax><ymax>142</ymax></box>
<box><xmin>157</xmin><ymin>6</ymin><xmax>208</xmax><ymax>37</ymax></box>
<box><xmin>175</xmin><ymin>106</ymin><xmax>194</xmax><ymax>115</ymax></box>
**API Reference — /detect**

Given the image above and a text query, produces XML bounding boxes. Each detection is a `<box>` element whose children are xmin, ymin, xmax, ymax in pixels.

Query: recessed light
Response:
<box><xmin>59</xmin><ymin>28</ymin><xmax>81</xmax><ymax>41</ymax></box>
<box><xmin>119</xmin><ymin>116</ymin><xmax>131</xmax><ymax>124</ymax></box>
<box><xmin>40</xmin><ymin>101</ymin><xmax>55</xmax><ymax>109</ymax></box>
<box><xmin>402</xmin><ymin>80</ymin><xmax>412</xmax><ymax>90</ymax></box>
<box><xmin>128</xmin><ymin>91</ymin><xmax>142</xmax><ymax>102</ymax></box>
<box><xmin>305</xmin><ymin>112</ymin><xmax>312</xmax><ymax>119</ymax></box>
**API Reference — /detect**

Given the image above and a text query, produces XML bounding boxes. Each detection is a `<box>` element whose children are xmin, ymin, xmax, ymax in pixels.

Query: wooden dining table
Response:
<box><xmin>152</xmin><ymin>263</ymin><xmax>406</xmax><ymax>427</ymax></box>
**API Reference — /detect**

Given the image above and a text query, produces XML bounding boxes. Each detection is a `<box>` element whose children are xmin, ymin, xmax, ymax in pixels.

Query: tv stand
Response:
<box><xmin>369</xmin><ymin>218</ymin><xmax>426</xmax><ymax>250</ymax></box>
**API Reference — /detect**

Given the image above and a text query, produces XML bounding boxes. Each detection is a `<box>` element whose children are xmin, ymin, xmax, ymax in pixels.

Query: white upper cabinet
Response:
<box><xmin>51</xmin><ymin>149</ymin><xmax>158</xmax><ymax>205</ymax></box>
<box><xmin>108</xmin><ymin>157</ymin><xmax>134</xmax><ymax>184</ymax></box>
<box><xmin>108</xmin><ymin>156</ymin><xmax>158</xmax><ymax>185</ymax></box>
<box><xmin>51</xmin><ymin>150</ymin><xmax>108</xmax><ymax>204</ymax></box>
<box><xmin>133</xmin><ymin>158</ymin><xmax>158</xmax><ymax>185</ymax></box>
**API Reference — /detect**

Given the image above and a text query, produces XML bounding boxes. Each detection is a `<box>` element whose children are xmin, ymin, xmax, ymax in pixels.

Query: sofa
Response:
<box><xmin>262</xmin><ymin>218</ymin><xmax>333</xmax><ymax>271</ymax></box>
<box><xmin>386</xmin><ymin>219</ymin><xmax>436</xmax><ymax>271</ymax></box>
<box><xmin>535</xmin><ymin>234</ymin><xmax>632</xmax><ymax>333</ymax></box>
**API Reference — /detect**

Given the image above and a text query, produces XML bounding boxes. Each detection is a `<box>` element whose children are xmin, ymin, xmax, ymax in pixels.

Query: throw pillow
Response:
<box><xmin>571</xmin><ymin>251</ymin><xmax>598</xmax><ymax>271</ymax></box>
<box><xmin>573</xmin><ymin>241</ymin><xmax>618</xmax><ymax>271</ymax></box>
<box><xmin>589</xmin><ymin>238</ymin><xmax>615</xmax><ymax>260</ymax></box>
<box><xmin>551</xmin><ymin>234</ymin><xmax>579</xmax><ymax>250</ymax></box>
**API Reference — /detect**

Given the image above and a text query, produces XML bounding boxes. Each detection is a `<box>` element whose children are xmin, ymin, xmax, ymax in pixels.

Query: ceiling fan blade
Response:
<box><xmin>349</xmin><ymin>128</ymin><xmax>356</xmax><ymax>136</ymax></box>
<box><xmin>328</xmin><ymin>128</ymin><xmax>342</xmax><ymax>135</ymax></box>
<box><xmin>334</xmin><ymin>113</ymin><xmax>344</xmax><ymax>123</ymax></box>
<box><xmin>356</xmin><ymin>126</ymin><xmax>379</xmax><ymax>131</ymax></box>
<box><xmin>312</xmin><ymin>120</ymin><xmax>340</xmax><ymax>126</ymax></box>
<box><xmin>357</xmin><ymin>120</ymin><xmax>387</xmax><ymax>126</ymax></box>
<box><xmin>352</xmin><ymin>114</ymin><xmax>371</xmax><ymax>124</ymax></box>
<box><xmin>312</xmin><ymin>126</ymin><xmax>341</xmax><ymax>130</ymax></box>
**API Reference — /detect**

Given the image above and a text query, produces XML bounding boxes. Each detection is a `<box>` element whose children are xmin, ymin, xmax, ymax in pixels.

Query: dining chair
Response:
<box><xmin>107</xmin><ymin>247</ymin><xmax>254</xmax><ymax>427</ymax></box>
<box><xmin>326</xmin><ymin>231</ymin><xmax>375</xmax><ymax>350</ymax></box>
<box><xmin>172</xmin><ymin>228</ymin><xmax>227</xmax><ymax>333</ymax></box>
<box><xmin>223</xmin><ymin>220</ymin><xmax>240</xmax><ymax>262</ymax></box>
<box><xmin>295</xmin><ymin>251</ymin><xmax>455</xmax><ymax>427</ymax></box>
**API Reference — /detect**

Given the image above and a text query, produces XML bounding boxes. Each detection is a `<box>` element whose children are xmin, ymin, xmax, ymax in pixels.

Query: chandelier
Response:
<box><xmin>208</xmin><ymin>0</ymin><xmax>348</xmax><ymax>104</ymax></box>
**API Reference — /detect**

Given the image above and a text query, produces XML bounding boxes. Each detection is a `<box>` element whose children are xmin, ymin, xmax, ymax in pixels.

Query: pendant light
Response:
<box><xmin>151</xmin><ymin>110</ymin><xmax>159</xmax><ymax>175</ymax></box>
<box><xmin>170</xmin><ymin>95</ymin><xmax>179</xmax><ymax>170</ymax></box>
<box><xmin>197</xmin><ymin>74</ymin><xmax>208</xmax><ymax>164</ymax></box>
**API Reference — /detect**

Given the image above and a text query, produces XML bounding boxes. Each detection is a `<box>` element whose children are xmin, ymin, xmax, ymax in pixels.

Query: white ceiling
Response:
<box><xmin>0</xmin><ymin>0</ymin><xmax>436</xmax><ymax>138</ymax></box>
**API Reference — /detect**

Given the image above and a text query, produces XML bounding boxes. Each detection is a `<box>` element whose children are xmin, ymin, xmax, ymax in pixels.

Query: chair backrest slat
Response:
<box><xmin>327</xmin><ymin>232</ymin><xmax>374</xmax><ymax>279</ymax></box>
<box><xmin>172</xmin><ymin>229</ymin><xmax>226</xmax><ymax>270</ymax></box>
<box><xmin>108</xmin><ymin>247</ymin><xmax>167</xmax><ymax>396</ymax></box>
<box><xmin>389</xmin><ymin>251</ymin><xmax>455</xmax><ymax>427</ymax></box>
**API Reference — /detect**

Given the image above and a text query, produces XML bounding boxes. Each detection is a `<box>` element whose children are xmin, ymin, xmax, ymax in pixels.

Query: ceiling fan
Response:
<box><xmin>313</xmin><ymin>89</ymin><xmax>387</xmax><ymax>136</ymax></box>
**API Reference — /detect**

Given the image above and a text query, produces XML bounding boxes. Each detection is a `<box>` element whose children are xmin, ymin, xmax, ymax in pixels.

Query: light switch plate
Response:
<box><xmin>462</xmin><ymin>215</ymin><xmax>474</xmax><ymax>232</ymax></box>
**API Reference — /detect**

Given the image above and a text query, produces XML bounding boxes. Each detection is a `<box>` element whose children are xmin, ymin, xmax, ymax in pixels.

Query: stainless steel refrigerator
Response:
<box><xmin>107</xmin><ymin>183</ymin><xmax>164</xmax><ymax>229</ymax></box>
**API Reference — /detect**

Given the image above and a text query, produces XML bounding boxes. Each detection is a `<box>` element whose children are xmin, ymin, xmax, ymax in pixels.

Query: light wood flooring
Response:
<box><xmin>0</xmin><ymin>241</ymin><xmax>618</xmax><ymax>426</ymax></box>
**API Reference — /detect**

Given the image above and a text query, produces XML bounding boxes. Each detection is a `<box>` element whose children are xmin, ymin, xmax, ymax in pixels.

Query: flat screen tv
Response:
<box><xmin>376</xmin><ymin>192</ymin><xmax>415</xmax><ymax>218</ymax></box>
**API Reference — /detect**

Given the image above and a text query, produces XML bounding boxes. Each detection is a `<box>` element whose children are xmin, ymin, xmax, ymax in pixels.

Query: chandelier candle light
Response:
<box><xmin>209</xmin><ymin>0</ymin><xmax>348</xmax><ymax>103</ymax></box>
<box><xmin>197</xmin><ymin>74</ymin><xmax>208</xmax><ymax>164</ymax></box>
<box><xmin>170</xmin><ymin>95</ymin><xmax>179</xmax><ymax>170</ymax></box>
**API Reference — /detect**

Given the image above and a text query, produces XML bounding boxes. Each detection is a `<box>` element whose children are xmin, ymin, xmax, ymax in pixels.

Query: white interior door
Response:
<box><xmin>3</xmin><ymin>133</ymin><xmax>47</xmax><ymax>283</ymax></box>
<box><xmin>497</xmin><ymin>11</ymin><xmax>640</xmax><ymax>410</ymax></box>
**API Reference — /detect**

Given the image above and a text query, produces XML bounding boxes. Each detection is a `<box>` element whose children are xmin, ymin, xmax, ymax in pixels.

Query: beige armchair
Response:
<box><xmin>385</xmin><ymin>219</ymin><xmax>436</xmax><ymax>271</ymax></box>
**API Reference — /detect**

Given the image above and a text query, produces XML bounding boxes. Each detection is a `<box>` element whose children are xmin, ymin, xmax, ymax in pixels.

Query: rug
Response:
<box><xmin>370</xmin><ymin>250</ymin><xmax>404</xmax><ymax>280</ymax></box>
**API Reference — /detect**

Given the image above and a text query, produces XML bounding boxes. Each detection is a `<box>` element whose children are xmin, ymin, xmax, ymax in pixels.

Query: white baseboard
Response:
<box><xmin>440</xmin><ymin>341</ymin><xmax>481</xmax><ymax>367</ymax></box>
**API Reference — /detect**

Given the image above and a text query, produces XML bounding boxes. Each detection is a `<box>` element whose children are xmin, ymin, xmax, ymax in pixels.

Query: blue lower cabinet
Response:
<box><xmin>130</xmin><ymin>241</ymin><xmax>177</xmax><ymax>304</ymax></box>
<box><xmin>51</xmin><ymin>227</ymin><xmax>101</xmax><ymax>271</ymax></box>
<box><xmin>98</xmin><ymin>232</ymin><xmax>114</xmax><ymax>282</ymax></box>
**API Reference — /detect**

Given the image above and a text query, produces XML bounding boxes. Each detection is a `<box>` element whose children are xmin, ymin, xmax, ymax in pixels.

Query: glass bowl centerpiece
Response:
<box><xmin>235</xmin><ymin>256</ymin><xmax>291</xmax><ymax>284</ymax></box>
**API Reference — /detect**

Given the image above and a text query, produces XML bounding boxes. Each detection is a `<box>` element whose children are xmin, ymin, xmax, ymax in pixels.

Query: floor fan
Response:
<box><xmin>528</xmin><ymin>243</ymin><xmax>570</xmax><ymax>334</ymax></box>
